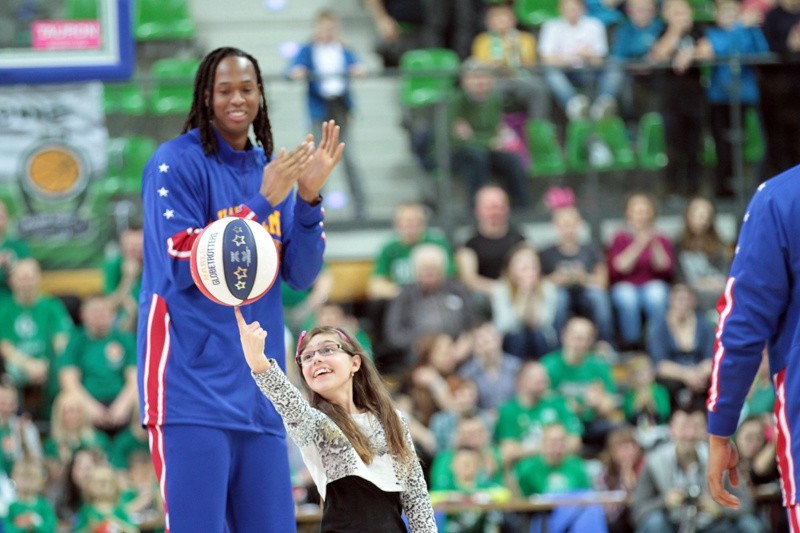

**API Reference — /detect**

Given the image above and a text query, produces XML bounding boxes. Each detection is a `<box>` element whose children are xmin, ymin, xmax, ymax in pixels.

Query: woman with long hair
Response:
<box><xmin>235</xmin><ymin>309</ymin><xmax>437</xmax><ymax>532</ymax></box>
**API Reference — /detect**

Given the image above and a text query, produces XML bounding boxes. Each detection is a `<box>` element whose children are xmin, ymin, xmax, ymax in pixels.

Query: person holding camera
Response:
<box><xmin>631</xmin><ymin>408</ymin><xmax>764</xmax><ymax>532</ymax></box>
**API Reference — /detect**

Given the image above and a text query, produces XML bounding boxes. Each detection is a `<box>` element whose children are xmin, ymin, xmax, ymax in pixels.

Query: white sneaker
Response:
<box><xmin>589</xmin><ymin>140</ymin><xmax>613</xmax><ymax>167</ymax></box>
<box><xmin>566</xmin><ymin>95</ymin><xmax>590</xmax><ymax>121</ymax></box>
<box><xmin>590</xmin><ymin>95</ymin><xmax>618</xmax><ymax>121</ymax></box>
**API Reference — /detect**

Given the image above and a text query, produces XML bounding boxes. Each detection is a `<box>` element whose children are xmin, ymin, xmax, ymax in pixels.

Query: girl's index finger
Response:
<box><xmin>234</xmin><ymin>306</ymin><xmax>246</xmax><ymax>327</ymax></box>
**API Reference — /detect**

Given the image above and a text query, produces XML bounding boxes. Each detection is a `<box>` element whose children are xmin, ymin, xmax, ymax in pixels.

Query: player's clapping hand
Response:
<box><xmin>260</xmin><ymin>139</ymin><xmax>315</xmax><ymax>207</ymax></box>
<box><xmin>298</xmin><ymin>119</ymin><xmax>344</xmax><ymax>203</ymax></box>
<box><xmin>234</xmin><ymin>307</ymin><xmax>271</xmax><ymax>374</ymax></box>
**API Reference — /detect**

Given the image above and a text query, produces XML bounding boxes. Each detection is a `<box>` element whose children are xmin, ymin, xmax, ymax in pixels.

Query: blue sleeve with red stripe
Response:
<box><xmin>708</xmin><ymin>185</ymin><xmax>791</xmax><ymax>436</ymax></box>
<box><xmin>278</xmin><ymin>194</ymin><xmax>325</xmax><ymax>291</ymax></box>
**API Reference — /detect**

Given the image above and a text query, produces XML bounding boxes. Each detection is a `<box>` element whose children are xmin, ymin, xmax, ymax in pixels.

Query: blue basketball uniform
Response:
<box><xmin>137</xmin><ymin>128</ymin><xmax>325</xmax><ymax>532</ymax></box>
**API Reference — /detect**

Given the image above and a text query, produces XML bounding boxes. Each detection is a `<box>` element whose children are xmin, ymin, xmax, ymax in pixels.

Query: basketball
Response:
<box><xmin>190</xmin><ymin>217</ymin><xmax>280</xmax><ymax>306</ymax></box>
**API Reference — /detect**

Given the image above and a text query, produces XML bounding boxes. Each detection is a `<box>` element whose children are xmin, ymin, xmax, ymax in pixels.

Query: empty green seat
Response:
<box><xmin>65</xmin><ymin>0</ymin><xmax>99</xmax><ymax>19</ymax></box>
<box><xmin>104</xmin><ymin>81</ymin><xmax>147</xmax><ymax>116</ymax></box>
<box><xmin>595</xmin><ymin>116</ymin><xmax>637</xmax><ymax>170</ymax></box>
<box><xmin>526</xmin><ymin>119</ymin><xmax>567</xmax><ymax>176</ymax></box>
<box><xmin>744</xmin><ymin>108</ymin><xmax>765</xmax><ymax>164</ymax></box>
<box><xmin>689</xmin><ymin>0</ymin><xmax>716</xmax><ymax>22</ymax></box>
<box><xmin>636</xmin><ymin>112</ymin><xmax>668</xmax><ymax>170</ymax></box>
<box><xmin>136</xmin><ymin>0</ymin><xmax>196</xmax><ymax>41</ymax></box>
<box><xmin>514</xmin><ymin>0</ymin><xmax>560</xmax><ymax>27</ymax></box>
<box><xmin>107</xmin><ymin>136</ymin><xmax>157</xmax><ymax>194</ymax></box>
<box><xmin>565</xmin><ymin>119</ymin><xmax>594</xmax><ymax>173</ymax></box>
<box><xmin>399</xmin><ymin>49</ymin><xmax>460</xmax><ymax>108</ymax></box>
<box><xmin>148</xmin><ymin>58</ymin><xmax>200</xmax><ymax>116</ymax></box>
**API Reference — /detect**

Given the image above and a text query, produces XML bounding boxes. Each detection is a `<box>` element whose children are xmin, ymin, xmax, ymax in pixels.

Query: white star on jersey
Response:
<box><xmin>164</xmin><ymin>209</ymin><xmax>175</xmax><ymax>219</ymax></box>
<box><xmin>159</xmin><ymin>163</ymin><xmax>169</xmax><ymax>173</ymax></box>
<box><xmin>743</xmin><ymin>212</ymin><xmax>750</xmax><ymax>222</ymax></box>
<box><xmin>158</xmin><ymin>187</ymin><xmax>169</xmax><ymax>197</ymax></box>
<box><xmin>758</xmin><ymin>182</ymin><xmax>766</xmax><ymax>191</ymax></box>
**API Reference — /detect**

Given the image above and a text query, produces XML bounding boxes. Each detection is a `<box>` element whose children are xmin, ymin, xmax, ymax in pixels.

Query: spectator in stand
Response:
<box><xmin>383</xmin><ymin>243</ymin><xmax>478</xmax><ymax>364</ymax></box>
<box><xmin>734</xmin><ymin>416</ymin><xmax>779</xmax><ymax>488</ymax></box>
<box><xmin>594</xmin><ymin>0</ymin><xmax>665</xmax><ymax>121</ymax></box>
<box><xmin>0</xmin><ymin>200</ymin><xmax>30</xmax><ymax>302</ymax></box>
<box><xmin>430</xmin><ymin>415</ymin><xmax>504</xmax><ymax>494</ymax></box>
<box><xmin>494</xmin><ymin>361</ymin><xmax>583</xmax><ymax>467</ymax></box>
<box><xmin>675</xmin><ymin>196</ymin><xmax>732</xmax><ymax>313</ymax></box>
<box><xmin>108</xmin><ymin>404</ymin><xmax>149</xmax><ymax>472</ymax></box>
<box><xmin>309</xmin><ymin>301</ymin><xmax>373</xmax><ymax>359</ymax></box>
<box><xmin>288</xmin><ymin>9</ymin><xmax>368</xmax><ymax>220</ymax></box>
<box><xmin>649</xmin><ymin>0</ymin><xmax>708</xmax><ymax>198</ymax></box>
<box><xmin>540</xmin><ymin>188</ymin><xmax>615</xmax><ymax>345</ymax></box>
<box><xmin>399</xmin><ymin>332</ymin><xmax>463</xmax><ymax>427</ymax></box>
<box><xmin>428</xmin><ymin>376</ymin><xmax>494</xmax><ymax>452</ymax></box>
<box><xmin>73</xmin><ymin>464</ymin><xmax>137</xmax><ymax>532</ymax></box>
<box><xmin>595</xmin><ymin>425</ymin><xmax>645</xmax><ymax>533</ymax></box>
<box><xmin>515</xmin><ymin>423</ymin><xmax>608</xmax><ymax>533</ymax></box>
<box><xmin>49</xmin><ymin>447</ymin><xmax>107</xmax><ymax>527</ymax></box>
<box><xmin>471</xmin><ymin>2</ymin><xmax>550</xmax><ymax>121</ymax></box>
<box><xmin>456</xmin><ymin>184</ymin><xmax>526</xmax><ymax>300</ymax></box>
<box><xmin>623</xmin><ymin>354</ymin><xmax>672</xmax><ymax>434</ymax></box>
<box><xmin>587</xmin><ymin>0</ymin><xmax>627</xmax><ymax>26</ymax></box>
<box><xmin>631</xmin><ymin>408</ymin><xmax>764</xmax><ymax>533</ymax></box>
<box><xmin>43</xmin><ymin>392</ymin><xmax>110</xmax><ymax>487</ymax></box>
<box><xmin>760</xmin><ymin>0</ymin><xmax>800</xmax><ymax>178</ymax></box>
<box><xmin>538</xmin><ymin>0</ymin><xmax>609</xmax><ymax>121</ymax></box>
<box><xmin>648</xmin><ymin>283</ymin><xmax>715</xmax><ymax>411</ymax></box>
<box><xmin>282</xmin><ymin>266</ymin><xmax>333</xmax><ymax>338</ymax></box>
<box><xmin>458</xmin><ymin>320</ymin><xmax>522</xmax><ymax>411</ymax></box>
<box><xmin>541</xmin><ymin>317</ymin><xmax>620</xmax><ymax>453</ymax></box>
<box><xmin>740</xmin><ymin>350</ymin><xmax>775</xmax><ymax>421</ymax></box>
<box><xmin>450</xmin><ymin>59</ymin><xmax>531</xmax><ymax>209</ymax></box>
<box><xmin>102</xmin><ymin>227</ymin><xmax>142</xmax><ymax>334</ymax></box>
<box><xmin>367</xmin><ymin>202</ymin><xmax>455</xmax><ymax>301</ymax></box>
<box><xmin>364</xmin><ymin>0</ymin><xmax>478</xmax><ymax>66</ymax></box>
<box><xmin>491</xmin><ymin>243</ymin><xmax>560</xmax><ymax>360</ymax></box>
<box><xmin>0</xmin><ymin>383</ymin><xmax>42</xmax><ymax>478</ymax></box>
<box><xmin>607</xmin><ymin>192</ymin><xmax>675</xmax><ymax>349</ymax></box>
<box><xmin>693</xmin><ymin>0</ymin><xmax>769</xmax><ymax>198</ymax></box>
<box><xmin>119</xmin><ymin>450</ymin><xmax>165</xmax><ymax>532</ymax></box>
<box><xmin>59</xmin><ymin>296</ymin><xmax>137</xmax><ymax>435</ymax></box>
<box><xmin>0</xmin><ymin>258</ymin><xmax>73</xmax><ymax>420</ymax></box>
<box><xmin>3</xmin><ymin>457</ymin><xmax>56</xmax><ymax>533</ymax></box>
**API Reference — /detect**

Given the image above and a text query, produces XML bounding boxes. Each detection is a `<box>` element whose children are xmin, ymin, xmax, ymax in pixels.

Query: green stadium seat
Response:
<box><xmin>65</xmin><ymin>0</ymin><xmax>99</xmax><ymax>19</ymax></box>
<box><xmin>514</xmin><ymin>0</ymin><xmax>560</xmax><ymax>27</ymax></box>
<box><xmin>526</xmin><ymin>119</ymin><xmax>567</xmax><ymax>176</ymax></box>
<box><xmin>744</xmin><ymin>108</ymin><xmax>765</xmax><ymax>164</ymax></box>
<box><xmin>148</xmin><ymin>58</ymin><xmax>200</xmax><ymax>116</ymax></box>
<box><xmin>701</xmin><ymin>133</ymin><xmax>717</xmax><ymax>167</ymax></box>
<box><xmin>399</xmin><ymin>49</ymin><xmax>460</xmax><ymax>108</ymax></box>
<box><xmin>565</xmin><ymin>119</ymin><xmax>594</xmax><ymax>173</ymax></box>
<box><xmin>689</xmin><ymin>0</ymin><xmax>716</xmax><ymax>22</ymax></box>
<box><xmin>636</xmin><ymin>112</ymin><xmax>668</xmax><ymax>170</ymax></box>
<box><xmin>595</xmin><ymin>116</ymin><xmax>637</xmax><ymax>170</ymax></box>
<box><xmin>107</xmin><ymin>136</ymin><xmax>157</xmax><ymax>194</ymax></box>
<box><xmin>103</xmin><ymin>81</ymin><xmax>147</xmax><ymax>116</ymax></box>
<box><xmin>135</xmin><ymin>0</ymin><xmax>196</xmax><ymax>41</ymax></box>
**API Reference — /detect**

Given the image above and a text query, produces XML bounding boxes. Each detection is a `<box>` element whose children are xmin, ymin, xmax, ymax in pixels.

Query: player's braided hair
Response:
<box><xmin>182</xmin><ymin>47</ymin><xmax>274</xmax><ymax>157</ymax></box>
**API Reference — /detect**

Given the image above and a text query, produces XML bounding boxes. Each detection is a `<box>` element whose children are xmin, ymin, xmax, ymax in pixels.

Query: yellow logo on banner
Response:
<box><xmin>24</xmin><ymin>144</ymin><xmax>86</xmax><ymax>200</ymax></box>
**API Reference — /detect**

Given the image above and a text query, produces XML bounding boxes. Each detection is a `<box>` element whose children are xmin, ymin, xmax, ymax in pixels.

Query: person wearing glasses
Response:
<box><xmin>235</xmin><ymin>308</ymin><xmax>437</xmax><ymax>532</ymax></box>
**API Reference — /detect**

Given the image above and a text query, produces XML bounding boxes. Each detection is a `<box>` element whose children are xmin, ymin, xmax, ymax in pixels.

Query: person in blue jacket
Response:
<box><xmin>706</xmin><ymin>168</ymin><xmax>800</xmax><ymax>531</ymax></box>
<box><xmin>136</xmin><ymin>46</ymin><xmax>344</xmax><ymax>532</ymax></box>
<box><xmin>289</xmin><ymin>9</ymin><xmax>367</xmax><ymax>219</ymax></box>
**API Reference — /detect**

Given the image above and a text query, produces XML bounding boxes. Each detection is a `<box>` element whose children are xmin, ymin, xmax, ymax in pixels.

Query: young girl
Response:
<box><xmin>234</xmin><ymin>308</ymin><xmax>437</xmax><ymax>532</ymax></box>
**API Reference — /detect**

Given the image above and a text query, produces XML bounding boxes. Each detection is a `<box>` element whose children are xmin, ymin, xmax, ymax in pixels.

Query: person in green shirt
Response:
<box><xmin>0</xmin><ymin>200</ymin><xmax>30</xmax><ymax>302</ymax></box>
<box><xmin>73</xmin><ymin>464</ymin><xmax>137</xmax><ymax>533</ymax></box>
<box><xmin>450</xmin><ymin>59</ymin><xmax>530</xmax><ymax>209</ymax></box>
<box><xmin>540</xmin><ymin>316</ymin><xmax>620</xmax><ymax>452</ymax></box>
<box><xmin>0</xmin><ymin>258</ymin><xmax>73</xmax><ymax>420</ymax></box>
<box><xmin>367</xmin><ymin>202</ymin><xmax>456</xmax><ymax>301</ymax></box>
<box><xmin>109</xmin><ymin>405</ymin><xmax>149</xmax><ymax>471</ymax></box>
<box><xmin>102</xmin><ymin>227</ymin><xmax>142</xmax><ymax>334</ymax></box>
<box><xmin>0</xmin><ymin>383</ymin><xmax>42</xmax><ymax>477</ymax></box>
<box><xmin>494</xmin><ymin>360</ymin><xmax>583</xmax><ymax>468</ymax></box>
<box><xmin>3</xmin><ymin>457</ymin><xmax>57</xmax><ymax>533</ymax></box>
<box><xmin>623</xmin><ymin>354</ymin><xmax>672</xmax><ymax>432</ymax></box>
<box><xmin>59</xmin><ymin>296</ymin><xmax>138</xmax><ymax>434</ymax></box>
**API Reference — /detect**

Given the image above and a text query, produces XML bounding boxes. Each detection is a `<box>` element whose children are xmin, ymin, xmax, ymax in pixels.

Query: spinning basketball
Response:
<box><xmin>190</xmin><ymin>217</ymin><xmax>279</xmax><ymax>306</ymax></box>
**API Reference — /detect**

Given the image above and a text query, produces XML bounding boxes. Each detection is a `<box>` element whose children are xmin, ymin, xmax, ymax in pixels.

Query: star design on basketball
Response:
<box><xmin>232</xmin><ymin>234</ymin><xmax>246</xmax><ymax>246</ymax></box>
<box><xmin>159</xmin><ymin>163</ymin><xmax>169</xmax><ymax>173</ymax></box>
<box><xmin>234</xmin><ymin>266</ymin><xmax>248</xmax><ymax>280</ymax></box>
<box><xmin>163</xmin><ymin>209</ymin><xmax>174</xmax><ymax>219</ymax></box>
<box><xmin>233</xmin><ymin>226</ymin><xmax>243</xmax><ymax>233</ymax></box>
<box><xmin>235</xmin><ymin>280</ymin><xmax>247</xmax><ymax>290</ymax></box>
<box><xmin>157</xmin><ymin>187</ymin><xmax>169</xmax><ymax>197</ymax></box>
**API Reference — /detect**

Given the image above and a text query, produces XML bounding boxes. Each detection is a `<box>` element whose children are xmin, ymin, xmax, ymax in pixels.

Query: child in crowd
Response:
<box><xmin>0</xmin><ymin>383</ymin><xmax>42</xmax><ymax>476</ymax></box>
<box><xmin>103</xmin><ymin>227</ymin><xmax>142</xmax><ymax>333</ymax></box>
<box><xmin>235</xmin><ymin>310</ymin><xmax>437</xmax><ymax>531</ymax></box>
<box><xmin>120</xmin><ymin>450</ymin><xmax>165</xmax><ymax>532</ymax></box>
<box><xmin>73</xmin><ymin>464</ymin><xmax>137</xmax><ymax>532</ymax></box>
<box><xmin>595</xmin><ymin>426</ymin><xmax>644</xmax><ymax>533</ymax></box>
<box><xmin>694</xmin><ymin>0</ymin><xmax>769</xmax><ymax>197</ymax></box>
<box><xmin>623</xmin><ymin>354</ymin><xmax>672</xmax><ymax>433</ymax></box>
<box><xmin>449</xmin><ymin>59</ymin><xmax>531</xmax><ymax>208</ymax></box>
<box><xmin>4</xmin><ymin>458</ymin><xmax>56</xmax><ymax>533</ymax></box>
<box><xmin>289</xmin><ymin>9</ymin><xmax>368</xmax><ymax>219</ymax></box>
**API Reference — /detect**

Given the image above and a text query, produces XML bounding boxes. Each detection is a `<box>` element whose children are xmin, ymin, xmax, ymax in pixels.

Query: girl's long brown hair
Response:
<box><xmin>296</xmin><ymin>326</ymin><xmax>415</xmax><ymax>465</ymax></box>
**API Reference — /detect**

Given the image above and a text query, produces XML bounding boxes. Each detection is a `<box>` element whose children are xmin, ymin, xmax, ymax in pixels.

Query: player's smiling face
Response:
<box><xmin>210</xmin><ymin>56</ymin><xmax>261</xmax><ymax>151</ymax></box>
<box><xmin>300</xmin><ymin>333</ymin><xmax>361</xmax><ymax>398</ymax></box>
